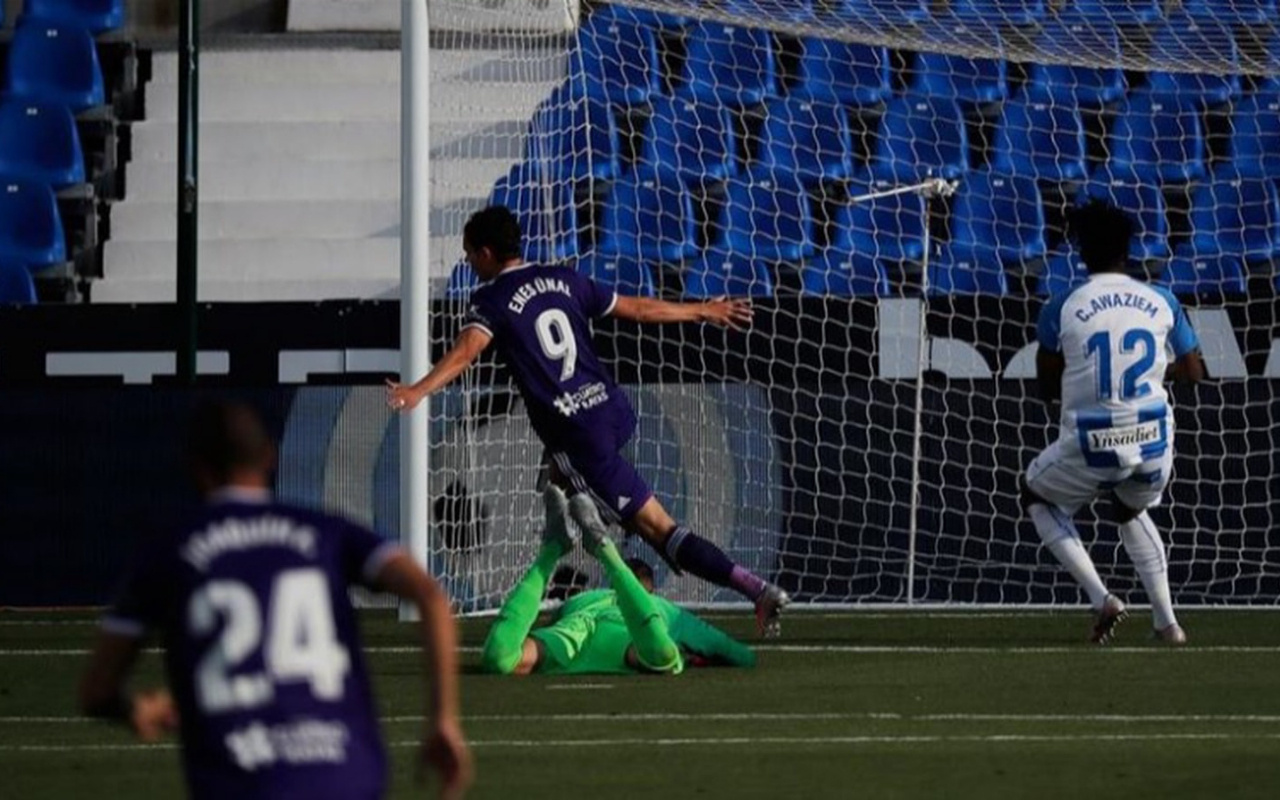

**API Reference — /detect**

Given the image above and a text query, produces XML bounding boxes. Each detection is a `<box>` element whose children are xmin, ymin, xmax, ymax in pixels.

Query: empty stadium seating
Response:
<box><xmin>1107</xmin><ymin>93</ymin><xmax>1207</xmax><ymax>184</ymax></box>
<box><xmin>570</xmin><ymin>8</ymin><xmax>660</xmax><ymax>105</ymax></box>
<box><xmin>1180</xmin><ymin>170</ymin><xmax>1280</xmax><ymax>264</ymax></box>
<box><xmin>871</xmin><ymin>96</ymin><xmax>969</xmax><ymax>181</ymax></box>
<box><xmin>684</xmin><ymin>252</ymin><xmax>775</xmax><ymax>297</ymax></box>
<box><xmin>1182</xmin><ymin>0</ymin><xmax>1276</xmax><ymax>24</ymax></box>
<box><xmin>757</xmin><ymin>97</ymin><xmax>856</xmax><ymax>185</ymax></box>
<box><xmin>0</xmin><ymin>178</ymin><xmax>67</xmax><ymax>270</ymax></box>
<box><xmin>991</xmin><ymin>97</ymin><xmax>1088</xmax><ymax>182</ymax></box>
<box><xmin>444</xmin><ymin>260</ymin><xmax>479</xmax><ymax>300</ymax></box>
<box><xmin>641</xmin><ymin>96</ymin><xmax>738</xmax><ymax>182</ymax></box>
<box><xmin>910</xmin><ymin>48</ymin><xmax>1009</xmax><ymax>105</ymax></box>
<box><xmin>928</xmin><ymin>245</ymin><xmax>1010</xmax><ymax>295</ymax></box>
<box><xmin>713</xmin><ymin>172</ymin><xmax>814</xmax><ymax>263</ymax></box>
<box><xmin>1146</xmin><ymin>15</ymin><xmax>1240</xmax><ymax>106</ymax></box>
<box><xmin>1037</xmin><ymin>249</ymin><xmax>1089</xmax><ymax>296</ymax></box>
<box><xmin>832</xmin><ymin>177</ymin><xmax>928</xmax><ymax>261</ymax></box>
<box><xmin>1070</xmin><ymin>0</ymin><xmax>1163</xmax><ymax>24</ymax></box>
<box><xmin>22</xmin><ymin>0</ymin><xmax>125</xmax><ymax>34</ymax></box>
<box><xmin>1162</xmin><ymin>254</ymin><xmax>1247</xmax><ymax>295</ymax></box>
<box><xmin>950</xmin><ymin>171</ymin><xmax>1048</xmax><ymax>263</ymax></box>
<box><xmin>3</xmin><ymin>20</ymin><xmax>106</xmax><ymax>112</ymax></box>
<box><xmin>525</xmin><ymin>87</ymin><xmax>620</xmax><ymax>182</ymax></box>
<box><xmin>1228</xmin><ymin>93</ymin><xmax>1280</xmax><ymax>177</ymax></box>
<box><xmin>1025</xmin><ymin>18</ymin><xmax>1126</xmax><ymax>107</ymax></box>
<box><xmin>577</xmin><ymin>254</ymin><xmax>657</xmax><ymax>297</ymax></box>
<box><xmin>678</xmin><ymin>20</ymin><xmax>776</xmax><ymax>108</ymax></box>
<box><xmin>802</xmin><ymin>250</ymin><xmax>892</xmax><ymax>297</ymax></box>
<box><xmin>834</xmin><ymin>0</ymin><xmax>931</xmax><ymax>24</ymax></box>
<box><xmin>791</xmin><ymin>37</ymin><xmax>893</xmax><ymax>107</ymax></box>
<box><xmin>953</xmin><ymin>0</ymin><xmax>1046</xmax><ymax>25</ymax></box>
<box><xmin>597</xmin><ymin>173</ymin><xmax>697</xmax><ymax>261</ymax></box>
<box><xmin>0</xmin><ymin>100</ymin><xmax>86</xmax><ymax>189</ymax></box>
<box><xmin>489</xmin><ymin>163</ymin><xmax>580</xmax><ymax>264</ymax></box>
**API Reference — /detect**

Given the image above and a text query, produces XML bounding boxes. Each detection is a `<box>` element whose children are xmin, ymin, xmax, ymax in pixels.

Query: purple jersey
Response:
<box><xmin>464</xmin><ymin>263</ymin><xmax>633</xmax><ymax>449</ymax></box>
<box><xmin>103</xmin><ymin>490</ymin><xmax>399</xmax><ymax>800</ymax></box>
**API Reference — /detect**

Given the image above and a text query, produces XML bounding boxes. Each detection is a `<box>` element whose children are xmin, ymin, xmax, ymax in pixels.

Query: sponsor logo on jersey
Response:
<box><xmin>552</xmin><ymin>381</ymin><xmax>610</xmax><ymax>417</ymax></box>
<box><xmin>1086</xmin><ymin>420</ymin><xmax>1163</xmax><ymax>451</ymax></box>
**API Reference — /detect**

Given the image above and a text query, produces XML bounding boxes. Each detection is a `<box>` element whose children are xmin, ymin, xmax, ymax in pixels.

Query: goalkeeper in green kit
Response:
<box><xmin>480</xmin><ymin>486</ymin><xmax>757</xmax><ymax>676</ymax></box>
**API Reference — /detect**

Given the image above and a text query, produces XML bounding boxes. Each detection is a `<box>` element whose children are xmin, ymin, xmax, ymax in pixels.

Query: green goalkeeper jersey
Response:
<box><xmin>529</xmin><ymin>588</ymin><xmax>757</xmax><ymax>675</ymax></box>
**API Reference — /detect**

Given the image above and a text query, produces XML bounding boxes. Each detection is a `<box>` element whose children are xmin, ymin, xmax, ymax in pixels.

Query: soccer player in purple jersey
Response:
<box><xmin>387</xmin><ymin>205</ymin><xmax>790</xmax><ymax>635</ymax></box>
<box><xmin>79</xmin><ymin>401</ymin><xmax>472</xmax><ymax>800</ymax></box>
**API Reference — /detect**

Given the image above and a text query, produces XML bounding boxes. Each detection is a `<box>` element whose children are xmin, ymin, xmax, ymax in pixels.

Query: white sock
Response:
<box><xmin>1029</xmin><ymin>503</ymin><xmax>1110</xmax><ymax>608</ymax></box>
<box><xmin>1119</xmin><ymin>512</ymin><xmax>1177</xmax><ymax>630</ymax></box>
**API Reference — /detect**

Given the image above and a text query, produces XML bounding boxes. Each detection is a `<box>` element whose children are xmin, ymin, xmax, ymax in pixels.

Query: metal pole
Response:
<box><xmin>399</xmin><ymin>0</ymin><xmax>432</xmax><ymax>620</ymax></box>
<box><xmin>176</xmin><ymin>0</ymin><xmax>200</xmax><ymax>383</ymax></box>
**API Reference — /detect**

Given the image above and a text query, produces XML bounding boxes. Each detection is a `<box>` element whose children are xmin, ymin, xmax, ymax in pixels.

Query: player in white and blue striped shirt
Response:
<box><xmin>1024</xmin><ymin>202</ymin><xmax>1205</xmax><ymax>645</ymax></box>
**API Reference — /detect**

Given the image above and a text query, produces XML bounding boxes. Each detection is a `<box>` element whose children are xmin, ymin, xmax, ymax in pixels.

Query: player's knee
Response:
<box><xmin>1020</xmin><ymin>479</ymin><xmax>1050</xmax><ymax>512</ymax></box>
<box><xmin>1110</xmin><ymin>494</ymin><xmax>1142</xmax><ymax>525</ymax></box>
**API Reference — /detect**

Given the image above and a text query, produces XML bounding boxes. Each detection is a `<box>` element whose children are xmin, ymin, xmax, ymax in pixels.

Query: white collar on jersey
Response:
<box><xmin>208</xmin><ymin>486</ymin><xmax>273</xmax><ymax>505</ymax></box>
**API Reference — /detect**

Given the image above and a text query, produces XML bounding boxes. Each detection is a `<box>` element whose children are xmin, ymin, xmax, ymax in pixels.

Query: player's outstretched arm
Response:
<box><xmin>374</xmin><ymin>552</ymin><xmax>473</xmax><ymax>799</ymax></box>
<box><xmin>79</xmin><ymin>633</ymin><xmax>179</xmax><ymax>742</ymax></box>
<box><xmin>1167</xmin><ymin>349</ymin><xmax>1206</xmax><ymax>384</ymax></box>
<box><xmin>387</xmin><ymin>326</ymin><xmax>492</xmax><ymax>412</ymax></box>
<box><xmin>611</xmin><ymin>295</ymin><xmax>753</xmax><ymax>330</ymax></box>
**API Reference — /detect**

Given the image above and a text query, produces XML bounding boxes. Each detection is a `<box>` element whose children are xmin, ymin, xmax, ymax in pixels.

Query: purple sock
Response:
<box><xmin>666</xmin><ymin>528</ymin><xmax>767</xmax><ymax>600</ymax></box>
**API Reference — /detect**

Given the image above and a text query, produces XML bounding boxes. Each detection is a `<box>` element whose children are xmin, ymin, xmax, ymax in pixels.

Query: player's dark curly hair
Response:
<box><xmin>625</xmin><ymin>557</ymin><xmax>656</xmax><ymax>587</ymax></box>
<box><xmin>187</xmin><ymin>400</ymin><xmax>275</xmax><ymax>483</ymax></box>
<box><xmin>1066</xmin><ymin>200</ymin><xmax>1135</xmax><ymax>274</ymax></box>
<box><xmin>463</xmin><ymin>205</ymin><xmax>523</xmax><ymax>261</ymax></box>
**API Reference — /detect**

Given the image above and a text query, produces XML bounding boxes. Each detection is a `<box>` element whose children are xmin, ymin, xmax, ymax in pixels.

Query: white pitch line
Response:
<box><xmin>9</xmin><ymin>732</ymin><xmax>1280</xmax><ymax>754</ymax></box>
<box><xmin>13</xmin><ymin>711</ymin><xmax>1280</xmax><ymax>726</ymax></box>
<box><xmin>546</xmin><ymin>683</ymin><xmax>614</xmax><ymax>691</ymax></box>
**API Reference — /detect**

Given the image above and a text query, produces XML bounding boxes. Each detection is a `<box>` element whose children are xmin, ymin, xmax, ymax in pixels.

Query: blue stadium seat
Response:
<box><xmin>570</xmin><ymin>9</ymin><xmax>660</xmax><ymax>106</ymax></box>
<box><xmin>1146</xmin><ymin>15</ymin><xmax>1240</xmax><ymax>106</ymax></box>
<box><xmin>678</xmin><ymin>21</ymin><xmax>777</xmax><ymax>108</ymax></box>
<box><xmin>832</xmin><ymin>0</ymin><xmax>931</xmax><ymax>24</ymax></box>
<box><xmin>0</xmin><ymin>177</ymin><xmax>66</xmax><ymax>270</ymax></box>
<box><xmin>950</xmin><ymin>171</ymin><xmax>1048</xmax><ymax>263</ymax></box>
<box><xmin>910</xmin><ymin>49</ymin><xmax>1009</xmax><ymax>105</ymax></box>
<box><xmin>831</xmin><ymin>176</ymin><xmax>929</xmax><ymax>261</ymax></box>
<box><xmin>0</xmin><ymin>261</ymin><xmax>37</xmax><ymax>305</ymax></box>
<box><xmin>1080</xmin><ymin>167</ymin><xmax>1170</xmax><ymax>260</ymax></box>
<box><xmin>952</xmin><ymin>0</ymin><xmax>1046</xmax><ymax>26</ymax></box>
<box><xmin>0</xmin><ymin>100</ymin><xmax>85</xmax><ymax>189</ymax></box>
<box><xmin>1037</xmin><ymin>248</ymin><xmax>1089</xmax><ymax>296</ymax></box>
<box><xmin>590</xmin><ymin>2</ymin><xmax>687</xmax><ymax>30</ymax></box>
<box><xmin>489</xmin><ymin>163</ymin><xmax>579</xmax><ymax>263</ymax></box>
<box><xmin>757</xmin><ymin>97</ymin><xmax>855</xmax><ymax>185</ymax></box>
<box><xmin>991</xmin><ymin>96</ymin><xmax>1088</xmax><ymax>182</ymax></box>
<box><xmin>1179</xmin><ymin>170</ymin><xmax>1280</xmax><ymax>264</ymax></box>
<box><xmin>724</xmin><ymin>0</ymin><xmax>818</xmax><ymax>23</ymax></box>
<box><xmin>4</xmin><ymin>20</ymin><xmax>106</xmax><ymax>111</ymax></box>
<box><xmin>577</xmin><ymin>255</ymin><xmax>656</xmax><ymax>297</ymax></box>
<box><xmin>801</xmin><ymin>250</ymin><xmax>891</xmax><ymax>297</ymax></box>
<box><xmin>641</xmin><ymin>96</ymin><xmax>738</xmax><ymax>183</ymax></box>
<box><xmin>792</xmin><ymin>36</ymin><xmax>893</xmax><ymax>107</ymax></box>
<box><xmin>927</xmin><ymin>245</ymin><xmax>1009</xmax><ymax>294</ymax></box>
<box><xmin>1228</xmin><ymin>92</ymin><xmax>1280</xmax><ymax>177</ymax></box>
<box><xmin>444</xmin><ymin>260</ymin><xmax>479</xmax><ymax>299</ymax></box>
<box><xmin>1162</xmin><ymin>254</ymin><xmax>1247</xmax><ymax>295</ymax></box>
<box><xmin>23</xmin><ymin>0</ymin><xmax>125</xmax><ymax>33</ymax></box>
<box><xmin>1070</xmin><ymin>0</ymin><xmax>1163</xmax><ymax>24</ymax></box>
<box><xmin>1025</xmin><ymin>18</ymin><xmax>1126</xmax><ymax>107</ymax></box>
<box><xmin>524</xmin><ymin>85</ymin><xmax>620</xmax><ymax>182</ymax></box>
<box><xmin>684</xmin><ymin>253</ymin><xmax>775</xmax><ymax>297</ymax></box>
<box><xmin>871</xmin><ymin>96</ymin><xmax>969</xmax><ymax>181</ymax></box>
<box><xmin>1183</xmin><ymin>0</ymin><xmax>1276</xmax><ymax>24</ymax></box>
<box><xmin>1107</xmin><ymin>93</ymin><xmax>1207</xmax><ymax>184</ymax></box>
<box><xmin>598</xmin><ymin>174</ymin><xmax>697</xmax><ymax>262</ymax></box>
<box><xmin>713</xmin><ymin>172</ymin><xmax>814</xmax><ymax>262</ymax></box>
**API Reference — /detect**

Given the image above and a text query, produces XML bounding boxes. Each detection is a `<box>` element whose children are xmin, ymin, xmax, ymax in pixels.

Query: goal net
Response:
<box><xmin>422</xmin><ymin>0</ymin><xmax>1280</xmax><ymax>611</ymax></box>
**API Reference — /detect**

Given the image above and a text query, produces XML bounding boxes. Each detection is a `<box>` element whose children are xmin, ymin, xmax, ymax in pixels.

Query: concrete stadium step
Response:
<box><xmin>132</xmin><ymin>120</ymin><xmax>402</xmax><ymax>162</ymax></box>
<box><xmin>110</xmin><ymin>200</ymin><xmax>402</xmax><ymax>242</ymax></box>
<box><xmin>151</xmin><ymin>50</ymin><xmax>403</xmax><ymax>85</ymax></box>
<box><xmin>125</xmin><ymin>158</ymin><xmax>399</xmax><ymax>202</ymax></box>
<box><xmin>102</xmin><ymin>238</ymin><xmax>401</xmax><ymax>281</ymax></box>
<box><xmin>91</xmin><ymin>276</ymin><xmax>403</xmax><ymax>303</ymax></box>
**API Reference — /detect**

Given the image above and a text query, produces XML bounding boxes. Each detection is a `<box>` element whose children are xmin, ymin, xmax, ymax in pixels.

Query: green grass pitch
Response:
<box><xmin>4</xmin><ymin>609</ymin><xmax>1280</xmax><ymax>799</ymax></box>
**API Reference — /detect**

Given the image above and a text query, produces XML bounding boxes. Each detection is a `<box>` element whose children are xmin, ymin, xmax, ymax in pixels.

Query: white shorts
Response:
<box><xmin>1025</xmin><ymin>436</ymin><xmax>1173</xmax><ymax>515</ymax></box>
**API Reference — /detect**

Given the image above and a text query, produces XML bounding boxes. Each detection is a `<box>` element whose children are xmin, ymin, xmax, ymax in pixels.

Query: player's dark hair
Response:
<box><xmin>1066</xmin><ymin>200</ymin><xmax>1134</xmax><ymax>274</ymax></box>
<box><xmin>463</xmin><ymin>205</ymin><xmax>523</xmax><ymax>261</ymax></box>
<box><xmin>187</xmin><ymin>400</ymin><xmax>275</xmax><ymax>483</ymax></box>
<box><xmin>625</xmin><ymin>557</ymin><xmax>656</xmax><ymax>587</ymax></box>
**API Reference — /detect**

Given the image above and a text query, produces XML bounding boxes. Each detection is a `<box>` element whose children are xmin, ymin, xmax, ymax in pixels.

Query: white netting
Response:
<box><xmin>426</xmin><ymin>0</ymin><xmax>1280</xmax><ymax>610</ymax></box>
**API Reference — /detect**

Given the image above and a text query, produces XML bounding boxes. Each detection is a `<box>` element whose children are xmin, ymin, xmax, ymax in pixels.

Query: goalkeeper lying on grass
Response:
<box><xmin>480</xmin><ymin>486</ymin><xmax>756</xmax><ymax>676</ymax></box>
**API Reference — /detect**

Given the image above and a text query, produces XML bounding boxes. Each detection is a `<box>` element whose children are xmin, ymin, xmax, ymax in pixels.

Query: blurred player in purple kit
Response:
<box><xmin>79</xmin><ymin>401</ymin><xmax>471</xmax><ymax>799</ymax></box>
<box><xmin>387</xmin><ymin>205</ymin><xmax>790</xmax><ymax>635</ymax></box>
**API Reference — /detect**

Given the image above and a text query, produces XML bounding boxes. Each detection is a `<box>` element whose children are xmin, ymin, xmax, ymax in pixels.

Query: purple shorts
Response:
<box><xmin>544</xmin><ymin>410</ymin><xmax>653</xmax><ymax>523</ymax></box>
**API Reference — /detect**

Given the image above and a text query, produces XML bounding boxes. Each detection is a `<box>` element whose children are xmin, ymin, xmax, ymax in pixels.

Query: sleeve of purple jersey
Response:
<box><xmin>462</xmin><ymin>298</ymin><xmax>496</xmax><ymax>338</ymax></box>
<box><xmin>100</xmin><ymin>543</ymin><xmax>170</xmax><ymax>638</ymax></box>
<box><xmin>340</xmin><ymin>519</ymin><xmax>403</xmax><ymax>588</ymax></box>
<box><xmin>579</xmin><ymin>272</ymin><xmax>618</xmax><ymax>319</ymax></box>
